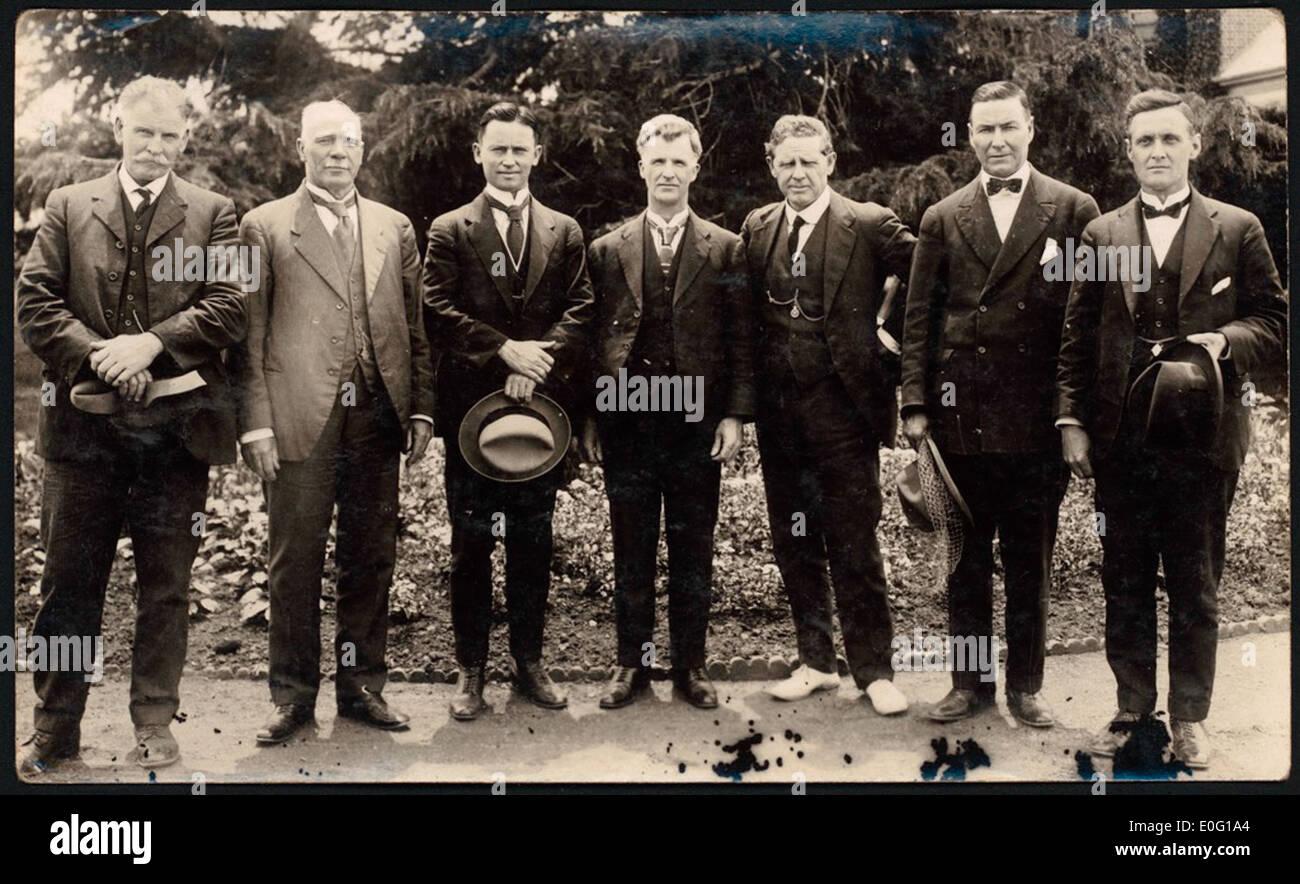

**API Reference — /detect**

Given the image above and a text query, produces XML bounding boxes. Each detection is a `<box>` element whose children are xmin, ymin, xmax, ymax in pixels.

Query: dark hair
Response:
<box><xmin>1123</xmin><ymin>89</ymin><xmax>1198</xmax><ymax>133</ymax></box>
<box><xmin>477</xmin><ymin>101</ymin><xmax>541</xmax><ymax>141</ymax></box>
<box><xmin>969</xmin><ymin>80</ymin><xmax>1032</xmax><ymax>118</ymax></box>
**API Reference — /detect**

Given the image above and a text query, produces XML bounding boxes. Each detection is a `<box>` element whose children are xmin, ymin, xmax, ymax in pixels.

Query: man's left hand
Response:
<box><xmin>711</xmin><ymin>416</ymin><xmax>743</xmax><ymax>463</ymax></box>
<box><xmin>405</xmin><ymin>420</ymin><xmax>433</xmax><ymax>465</ymax></box>
<box><xmin>1186</xmin><ymin>331</ymin><xmax>1228</xmax><ymax>362</ymax></box>
<box><xmin>89</xmin><ymin>333</ymin><xmax>164</xmax><ymax>385</ymax></box>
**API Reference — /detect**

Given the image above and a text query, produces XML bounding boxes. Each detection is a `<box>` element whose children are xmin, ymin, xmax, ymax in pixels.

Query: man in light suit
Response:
<box><xmin>742</xmin><ymin>115</ymin><xmax>916</xmax><ymax>714</ymax></box>
<box><xmin>16</xmin><ymin>76</ymin><xmax>246</xmax><ymax>774</ymax></box>
<box><xmin>901</xmin><ymin>81</ymin><xmax>1100</xmax><ymax>726</ymax></box>
<box><xmin>581</xmin><ymin>114</ymin><xmax>755</xmax><ymax>709</ymax></box>
<box><xmin>1056</xmin><ymin>89</ymin><xmax>1286</xmax><ymax>768</ymax></box>
<box><xmin>422</xmin><ymin>102</ymin><xmax>594</xmax><ymax>721</ymax></box>
<box><xmin>234</xmin><ymin>100</ymin><xmax>435</xmax><ymax>744</ymax></box>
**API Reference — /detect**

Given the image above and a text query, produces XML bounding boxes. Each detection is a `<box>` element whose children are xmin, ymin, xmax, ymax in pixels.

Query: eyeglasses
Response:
<box><xmin>766</xmin><ymin>287</ymin><xmax>825</xmax><ymax>322</ymax></box>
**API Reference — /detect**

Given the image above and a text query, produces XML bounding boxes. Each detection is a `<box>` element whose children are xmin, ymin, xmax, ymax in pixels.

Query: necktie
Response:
<box><xmin>134</xmin><ymin>187</ymin><xmax>153</xmax><ymax>212</ymax></box>
<box><xmin>986</xmin><ymin>177</ymin><xmax>1022</xmax><ymax>196</ymax></box>
<box><xmin>787</xmin><ymin>215</ymin><xmax>806</xmax><ymax>260</ymax></box>
<box><xmin>308</xmin><ymin>190</ymin><xmax>357</xmax><ymax>266</ymax></box>
<box><xmin>649</xmin><ymin>219</ymin><xmax>681</xmax><ymax>273</ymax></box>
<box><xmin>485</xmin><ymin>193</ymin><xmax>530</xmax><ymax>267</ymax></box>
<box><xmin>1141</xmin><ymin>195</ymin><xmax>1191</xmax><ymax>220</ymax></box>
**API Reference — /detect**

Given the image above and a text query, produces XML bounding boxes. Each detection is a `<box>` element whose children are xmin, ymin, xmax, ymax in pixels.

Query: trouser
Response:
<box><xmin>444</xmin><ymin>429</ymin><xmax>561</xmax><ymax>668</ymax></box>
<box><xmin>266</xmin><ymin>370</ymin><xmax>401</xmax><ymax>706</ymax></box>
<box><xmin>599</xmin><ymin>409</ymin><xmax>721</xmax><ymax>670</ymax></box>
<box><xmin>1094</xmin><ymin>448</ymin><xmax>1236</xmax><ymax>722</ymax></box>
<box><xmin>941</xmin><ymin>451</ymin><xmax>1069</xmax><ymax>694</ymax></box>
<box><xmin>755</xmin><ymin>372</ymin><xmax>894</xmax><ymax>687</ymax></box>
<box><xmin>32</xmin><ymin>427</ymin><xmax>208</xmax><ymax>733</ymax></box>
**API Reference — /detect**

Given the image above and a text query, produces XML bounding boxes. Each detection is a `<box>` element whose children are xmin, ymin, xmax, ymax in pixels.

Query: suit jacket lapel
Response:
<box><xmin>522</xmin><ymin>199</ymin><xmax>558</xmax><ymax>304</ymax></box>
<box><xmin>145</xmin><ymin>175</ymin><xmax>187</xmax><ymax>247</ymax></box>
<box><xmin>823</xmin><ymin>191</ymin><xmax>855</xmax><ymax>315</ymax></box>
<box><xmin>753</xmin><ymin>204</ymin><xmax>784</xmax><ymax>276</ymax></box>
<box><xmin>672</xmin><ymin>213</ymin><xmax>710</xmax><ymax>306</ymax></box>
<box><xmin>983</xmin><ymin>171</ymin><xmax>1055</xmax><ymax>296</ymax></box>
<box><xmin>1117</xmin><ymin>197</ymin><xmax>1142</xmax><ymax>319</ymax></box>
<box><xmin>291</xmin><ymin>185</ymin><xmax>347</xmax><ymax>300</ymax></box>
<box><xmin>357</xmin><ymin>197</ymin><xmax>392</xmax><ymax>304</ymax></box>
<box><xmin>467</xmin><ymin>193</ymin><xmax>515</xmax><ymax>311</ymax></box>
<box><xmin>1179</xmin><ymin>189</ymin><xmax>1220</xmax><ymax>304</ymax></box>
<box><xmin>616</xmin><ymin>213</ymin><xmax>645</xmax><ymax>309</ymax></box>
<box><xmin>955</xmin><ymin>178</ymin><xmax>1001</xmax><ymax>271</ymax></box>
<box><xmin>89</xmin><ymin>171</ymin><xmax>127</xmax><ymax>244</ymax></box>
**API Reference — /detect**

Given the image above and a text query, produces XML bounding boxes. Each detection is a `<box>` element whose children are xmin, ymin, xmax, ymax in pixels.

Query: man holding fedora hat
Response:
<box><xmin>1056</xmin><ymin>89</ymin><xmax>1286</xmax><ymax>768</ymax></box>
<box><xmin>16</xmin><ymin>76</ymin><xmax>247</xmax><ymax>774</ymax></box>
<box><xmin>234</xmin><ymin>100</ymin><xmax>435</xmax><ymax>744</ymax></box>
<box><xmin>900</xmin><ymin>80</ymin><xmax>1100</xmax><ymax>727</ymax></box>
<box><xmin>423</xmin><ymin>101</ymin><xmax>595</xmax><ymax>721</ymax></box>
<box><xmin>581</xmin><ymin>114</ymin><xmax>755</xmax><ymax>710</ymax></box>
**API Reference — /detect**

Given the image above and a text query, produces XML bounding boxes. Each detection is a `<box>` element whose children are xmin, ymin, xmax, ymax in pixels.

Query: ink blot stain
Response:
<box><xmin>1075</xmin><ymin>750</ymin><xmax>1097</xmax><ymax>781</ymax></box>
<box><xmin>1110</xmin><ymin>714</ymin><xmax>1194</xmax><ymax>780</ymax></box>
<box><xmin>712</xmin><ymin>732</ymin><xmax>770</xmax><ymax>782</ymax></box>
<box><xmin>920</xmin><ymin>737</ymin><xmax>991</xmax><ymax>781</ymax></box>
<box><xmin>678</xmin><ymin>762</ymin><xmax>686</xmax><ymax>774</ymax></box>
<box><xmin>843</xmin><ymin>753</ymin><xmax>853</xmax><ymax>764</ymax></box>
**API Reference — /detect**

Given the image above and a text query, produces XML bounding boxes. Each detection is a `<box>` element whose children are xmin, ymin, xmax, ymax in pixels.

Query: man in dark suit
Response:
<box><xmin>1056</xmin><ymin>89</ymin><xmax>1286</xmax><ymax>768</ymax></box>
<box><xmin>900</xmin><ymin>81</ymin><xmax>1100</xmax><ymax>727</ymax></box>
<box><xmin>234</xmin><ymin>100</ymin><xmax>435</xmax><ymax>744</ymax></box>
<box><xmin>16</xmin><ymin>76</ymin><xmax>246</xmax><ymax>774</ymax></box>
<box><xmin>423</xmin><ymin>102</ymin><xmax>595</xmax><ymax>721</ymax></box>
<box><xmin>581</xmin><ymin>114</ymin><xmax>755</xmax><ymax>709</ymax></box>
<box><xmin>742</xmin><ymin>115</ymin><xmax>915</xmax><ymax>714</ymax></box>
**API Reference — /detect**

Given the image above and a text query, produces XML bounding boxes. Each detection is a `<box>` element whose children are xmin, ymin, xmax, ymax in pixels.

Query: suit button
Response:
<box><xmin>108</xmin><ymin>271</ymin><xmax>119</xmax><ymax>281</ymax></box>
<box><xmin>977</xmin><ymin>346</ymin><xmax>986</xmax><ymax>354</ymax></box>
<box><xmin>331</xmin><ymin>337</ymin><xmax>339</xmax><ymax>344</ymax></box>
<box><xmin>336</xmin><ymin>303</ymin><xmax>343</xmax><ymax>310</ymax></box>
<box><xmin>104</xmin><ymin>309</ymin><xmax>114</xmax><ymax>319</ymax></box>
<box><xmin>634</xmin><ymin>310</ymin><xmax>641</xmax><ymax>317</ymax></box>
<box><xmin>124</xmin><ymin>319</ymin><xmax>133</xmax><ymax>327</ymax></box>
<box><xmin>328</xmin><ymin>368</ymin><xmax>337</xmax><ymax>375</ymax></box>
<box><xmin>978</xmin><ymin>305</ymin><xmax>987</xmax><ymax>313</ymax></box>
<box><xmin>1157</xmin><ymin>298</ymin><xmax>1165</xmax><ymax>305</ymax></box>
<box><xmin>1018</xmin><ymin>344</ymin><xmax>1026</xmax><ymax>353</ymax></box>
<box><xmin>134</xmin><ymin>225</ymin><xmax>142</xmax><ymax>232</ymax></box>
<box><xmin>1017</xmin><ymin>301</ymin><xmax>1026</xmax><ymax>310</ymax></box>
<box><xmin>115</xmin><ymin>241</ymin><xmax>124</xmax><ymax>249</ymax></box>
<box><xmin>126</xmin><ymin>294</ymin><xmax>135</xmax><ymax>301</ymax></box>
<box><xmin>129</xmin><ymin>270</ymin><xmax>137</xmax><ymax>278</ymax></box>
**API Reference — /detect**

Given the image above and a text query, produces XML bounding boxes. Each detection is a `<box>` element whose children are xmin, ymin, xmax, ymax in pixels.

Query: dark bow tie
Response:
<box><xmin>1141</xmin><ymin>195</ymin><xmax>1190</xmax><ymax>220</ymax></box>
<box><xmin>985</xmin><ymin>177</ymin><xmax>1023</xmax><ymax>196</ymax></box>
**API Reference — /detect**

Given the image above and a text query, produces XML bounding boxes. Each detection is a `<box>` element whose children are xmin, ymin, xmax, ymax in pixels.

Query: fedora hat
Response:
<box><xmin>1126</xmin><ymin>339</ymin><xmax>1224</xmax><ymax>451</ymax></box>
<box><xmin>895</xmin><ymin>436</ymin><xmax>973</xmax><ymax>532</ymax></box>
<box><xmin>458</xmin><ymin>390</ymin><xmax>572</xmax><ymax>482</ymax></box>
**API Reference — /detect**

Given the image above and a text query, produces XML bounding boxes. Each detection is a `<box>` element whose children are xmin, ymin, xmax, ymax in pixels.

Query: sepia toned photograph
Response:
<box><xmin>6</xmin><ymin>2</ymin><xmax>1290</xmax><ymax>804</ymax></box>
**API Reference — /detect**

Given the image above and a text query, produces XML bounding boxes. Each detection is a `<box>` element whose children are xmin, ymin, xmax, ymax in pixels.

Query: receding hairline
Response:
<box><xmin>300</xmin><ymin>101</ymin><xmax>362</xmax><ymax>137</ymax></box>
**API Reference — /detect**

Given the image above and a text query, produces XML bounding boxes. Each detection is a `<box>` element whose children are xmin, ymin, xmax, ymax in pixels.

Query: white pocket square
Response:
<box><xmin>1211</xmin><ymin>276</ymin><xmax>1232</xmax><ymax>295</ymax></box>
<box><xmin>1039</xmin><ymin>237</ymin><xmax>1060</xmax><ymax>265</ymax></box>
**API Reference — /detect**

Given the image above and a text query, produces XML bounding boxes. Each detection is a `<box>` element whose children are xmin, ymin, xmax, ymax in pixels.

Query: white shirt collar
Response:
<box><xmin>484</xmin><ymin>184</ymin><xmax>530</xmax><ymax>207</ymax></box>
<box><xmin>305</xmin><ymin>179</ymin><xmax>357</xmax><ymax>205</ymax></box>
<box><xmin>647</xmin><ymin>207</ymin><xmax>689</xmax><ymax>229</ymax></box>
<box><xmin>979</xmin><ymin>160</ymin><xmax>1031</xmax><ymax>193</ymax></box>
<box><xmin>119</xmin><ymin>165</ymin><xmax>170</xmax><ymax>201</ymax></box>
<box><xmin>1140</xmin><ymin>184</ymin><xmax>1191</xmax><ymax>210</ymax></box>
<box><xmin>784</xmin><ymin>185</ymin><xmax>832</xmax><ymax>228</ymax></box>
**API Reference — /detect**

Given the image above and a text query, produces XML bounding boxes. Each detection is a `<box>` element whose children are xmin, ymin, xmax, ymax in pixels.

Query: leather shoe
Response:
<box><xmin>256</xmin><ymin>703</ymin><xmax>315</xmax><ymax>745</ymax></box>
<box><xmin>18</xmin><ymin>727</ymin><xmax>80</xmax><ymax>777</ymax></box>
<box><xmin>1006</xmin><ymin>688</ymin><xmax>1055</xmax><ymax>728</ymax></box>
<box><xmin>338</xmin><ymin>687</ymin><xmax>410</xmax><ymax>731</ymax></box>
<box><xmin>672</xmin><ymin>667</ymin><xmax>718</xmax><ymax>709</ymax></box>
<box><xmin>134</xmin><ymin>724</ymin><xmax>180</xmax><ymax>769</ymax></box>
<box><xmin>1170</xmin><ymin>718</ymin><xmax>1211</xmax><ymax>770</ymax></box>
<box><xmin>1089</xmin><ymin>710</ymin><xmax>1142</xmax><ymax>758</ymax></box>
<box><xmin>512</xmin><ymin>659</ymin><xmax>568</xmax><ymax>709</ymax></box>
<box><xmin>450</xmin><ymin>666</ymin><xmax>488</xmax><ymax>721</ymax></box>
<box><xmin>599</xmin><ymin>666</ymin><xmax>651</xmax><ymax>709</ymax></box>
<box><xmin>926</xmin><ymin>688</ymin><xmax>992</xmax><ymax>722</ymax></box>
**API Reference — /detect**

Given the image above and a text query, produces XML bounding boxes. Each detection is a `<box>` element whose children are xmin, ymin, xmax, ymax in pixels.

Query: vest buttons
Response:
<box><xmin>1017</xmin><ymin>301</ymin><xmax>1026</xmax><ymax>310</ymax></box>
<box><xmin>132</xmin><ymin>246</ymin><xmax>140</xmax><ymax>254</ymax></box>
<box><xmin>978</xmin><ymin>305</ymin><xmax>987</xmax><ymax>313</ymax></box>
<box><xmin>127</xmin><ymin>294</ymin><xmax>135</xmax><ymax>301</ymax></box>
<box><xmin>1017</xmin><ymin>344</ymin><xmax>1027</xmax><ymax>353</ymax></box>
<box><xmin>134</xmin><ymin>225</ymin><xmax>142</xmax><ymax>231</ymax></box>
<box><xmin>129</xmin><ymin>270</ymin><xmax>137</xmax><ymax>277</ymax></box>
<box><xmin>977</xmin><ymin>346</ymin><xmax>986</xmax><ymax>354</ymax></box>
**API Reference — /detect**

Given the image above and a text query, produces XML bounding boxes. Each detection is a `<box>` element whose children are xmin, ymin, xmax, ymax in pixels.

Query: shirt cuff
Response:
<box><xmin>239</xmin><ymin>428</ymin><xmax>274</xmax><ymax>445</ymax></box>
<box><xmin>1054</xmin><ymin>417</ymin><xmax>1083</xmax><ymax>429</ymax></box>
<box><xmin>411</xmin><ymin>414</ymin><xmax>433</xmax><ymax>425</ymax></box>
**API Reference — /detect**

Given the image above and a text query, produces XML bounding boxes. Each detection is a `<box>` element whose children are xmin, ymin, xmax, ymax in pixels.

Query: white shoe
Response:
<box><xmin>765</xmin><ymin>665</ymin><xmax>840</xmax><ymax>701</ymax></box>
<box><xmin>864</xmin><ymin>679</ymin><xmax>909</xmax><ymax>715</ymax></box>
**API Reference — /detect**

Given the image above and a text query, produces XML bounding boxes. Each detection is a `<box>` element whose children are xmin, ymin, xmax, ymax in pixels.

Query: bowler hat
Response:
<box><xmin>458</xmin><ymin>390</ymin><xmax>571</xmax><ymax>482</ymax></box>
<box><xmin>895</xmin><ymin>436</ymin><xmax>973</xmax><ymax>532</ymax></box>
<box><xmin>1126</xmin><ymin>339</ymin><xmax>1224</xmax><ymax>451</ymax></box>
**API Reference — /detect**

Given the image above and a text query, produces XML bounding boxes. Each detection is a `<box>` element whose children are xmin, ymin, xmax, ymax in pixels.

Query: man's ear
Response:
<box><xmin>532</xmin><ymin>144</ymin><xmax>543</xmax><ymax>165</ymax></box>
<box><xmin>1026</xmin><ymin>115</ymin><xmax>1035</xmax><ymax>147</ymax></box>
<box><xmin>113</xmin><ymin>116</ymin><xmax>124</xmax><ymax>146</ymax></box>
<box><xmin>471</xmin><ymin>141</ymin><xmax>482</xmax><ymax>164</ymax></box>
<box><xmin>825</xmin><ymin>150</ymin><xmax>837</xmax><ymax>178</ymax></box>
<box><xmin>1189</xmin><ymin>131</ymin><xmax>1203</xmax><ymax>161</ymax></box>
<box><xmin>295</xmin><ymin>137</ymin><xmax>306</xmax><ymax>164</ymax></box>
